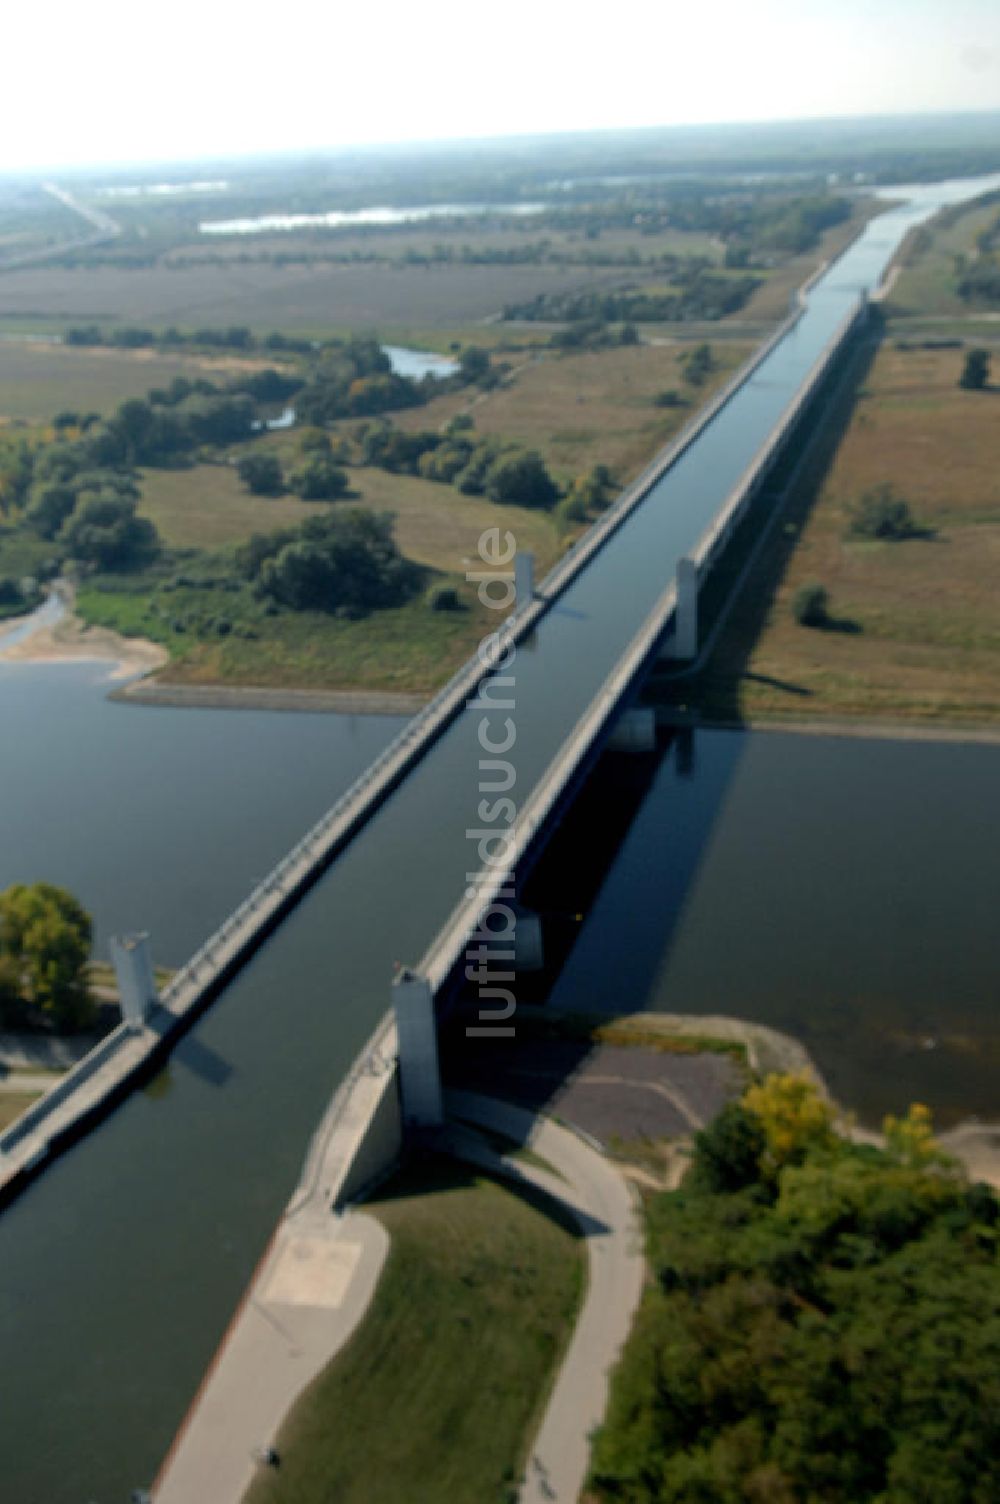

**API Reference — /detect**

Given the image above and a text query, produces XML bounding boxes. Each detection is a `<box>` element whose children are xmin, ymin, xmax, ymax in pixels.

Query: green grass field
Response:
<box><xmin>243</xmin><ymin>1153</ymin><xmax>582</xmax><ymax>1504</ymax></box>
<box><xmin>78</xmin><ymin>577</ymin><xmax>511</xmax><ymax>694</ymax></box>
<box><xmin>887</xmin><ymin>195</ymin><xmax>1000</xmax><ymax>320</ymax></box>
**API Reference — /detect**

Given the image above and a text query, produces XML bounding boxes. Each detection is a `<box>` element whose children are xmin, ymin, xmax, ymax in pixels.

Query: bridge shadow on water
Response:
<box><xmin>440</xmin><ymin>723</ymin><xmax>749</xmax><ymax>1138</ymax></box>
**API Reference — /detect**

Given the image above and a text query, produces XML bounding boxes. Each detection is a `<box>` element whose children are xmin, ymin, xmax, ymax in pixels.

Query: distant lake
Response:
<box><xmin>384</xmin><ymin>344</ymin><xmax>458</xmax><ymax>380</ymax></box>
<box><xmin>199</xmin><ymin>202</ymin><xmax>548</xmax><ymax>235</ymax></box>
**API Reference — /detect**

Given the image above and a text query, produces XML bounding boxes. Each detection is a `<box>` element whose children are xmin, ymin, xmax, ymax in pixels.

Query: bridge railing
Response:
<box><xmin>686</xmin><ymin>294</ymin><xmax>868</xmax><ymax>586</ymax></box>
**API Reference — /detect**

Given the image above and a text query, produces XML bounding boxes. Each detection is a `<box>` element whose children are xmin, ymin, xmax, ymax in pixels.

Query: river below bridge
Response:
<box><xmin>2</xmin><ymin>173</ymin><xmax>1000</xmax><ymax>1503</ymax></box>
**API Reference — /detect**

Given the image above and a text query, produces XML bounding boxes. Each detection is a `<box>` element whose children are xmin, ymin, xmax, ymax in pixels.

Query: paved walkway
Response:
<box><xmin>155</xmin><ymin>1086</ymin><xmax>643</xmax><ymax>1504</ymax></box>
<box><xmin>154</xmin><ymin>1206</ymin><xmax>388</xmax><ymax>1502</ymax></box>
<box><xmin>443</xmin><ymin>1090</ymin><xmax>646</xmax><ymax>1504</ymax></box>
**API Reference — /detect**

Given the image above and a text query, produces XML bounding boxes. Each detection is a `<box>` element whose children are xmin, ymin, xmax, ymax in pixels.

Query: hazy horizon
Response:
<box><xmin>2</xmin><ymin>0</ymin><xmax>999</xmax><ymax>175</ymax></box>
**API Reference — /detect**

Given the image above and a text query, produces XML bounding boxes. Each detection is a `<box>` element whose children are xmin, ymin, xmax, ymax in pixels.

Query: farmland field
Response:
<box><xmin>0</xmin><ymin>261</ymin><xmax>623</xmax><ymax>337</ymax></box>
<box><xmin>0</xmin><ymin>339</ymin><xmax>285</xmax><ymax>421</ymax></box>
<box><xmin>675</xmin><ymin>341</ymin><xmax>1000</xmax><ymax>727</ymax></box>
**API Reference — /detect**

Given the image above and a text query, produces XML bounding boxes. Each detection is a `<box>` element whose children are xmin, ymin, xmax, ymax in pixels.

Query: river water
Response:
<box><xmin>1</xmin><ymin>174</ymin><xmax>999</xmax><ymax>1502</ymax></box>
<box><xmin>545</xmin><ymin>726</ymin><xmax>1000</xmax><ymax>1128</ymax></box>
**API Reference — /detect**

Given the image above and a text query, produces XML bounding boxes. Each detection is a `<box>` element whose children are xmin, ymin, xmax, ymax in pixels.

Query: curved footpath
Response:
<box><xmin>153</xmin><ymin>1087</ymin><xmax>644</xmax><ymax>1504</ymax></box>
<box><xmin>442</xmin><ymin>1090</ymin><xmax>646</xmax><ymax>1504</ymax></box>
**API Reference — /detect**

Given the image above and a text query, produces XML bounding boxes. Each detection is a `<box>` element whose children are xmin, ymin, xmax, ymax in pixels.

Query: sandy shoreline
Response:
<box><xmin>0</xmin><ymin>608</ymin><xmax>168</xmax><ymax>680</ymax></box>
<box><xmin>0</xmin><ymin>601</ymin><xmax>424</xmax><ymax>712</ymax></box>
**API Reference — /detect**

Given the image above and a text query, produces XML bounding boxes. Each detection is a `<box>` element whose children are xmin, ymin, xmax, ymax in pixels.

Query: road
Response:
<box><xmin>0</xmin><ymin>182</ymin><xmax>119</xmax><ymax>272</ymax></box>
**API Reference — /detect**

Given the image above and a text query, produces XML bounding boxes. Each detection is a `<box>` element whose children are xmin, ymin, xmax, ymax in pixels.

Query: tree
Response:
<box><xmin>959</xmin><ymin>347</ymin><xmax>990</xmax><ymax>390</ymax></box>
<box><xmin>743</xmin><ymin>1072</ymin><xmax>836</xmax><ymax>1173</ymax></box>
<box><xmin>690</xmin><ymin>1101</ymin><xmax>767</xmax><ymax>1193</ymax></box>
<box><xmin>458</xmin><ymin>345</ymin><xmax>491</xmax><ymax>385</ymax></box>
<box><xmin>60</xmin><ymin>493</ymin><xmax>159</xmax><ymax>571</ymax></box>
<box><xmin>237</xmin><ymin>453</ymin><xmax>285</xmax><ymax>497</ymax></box>
<box><xmin>682</xmin><ymin>342</ymin><xmax>714</xmax><ymax>386</ymax></box>
<box><xmin>0</xmin><ymin>882</ymin><xmax>95</xmax><ymax>1030</ymax></box>
<box><xmin>484</xmin><ymin>450</ymin><xmax>559</xmax><ymax>509</ymax></box>
<box><xmin>289</xmin><ymin>458</ymin><xmax>349</xmax><ymax>502</ymax></box>
<box><xmin>26</xmin><ymin>483</ymin><xmax>77</xmax><ymax>539</ymax></box>
<box><xmin>252</xmin><ymin>509</ymin><xmax>419</xmax><ymax>614</ymax></box>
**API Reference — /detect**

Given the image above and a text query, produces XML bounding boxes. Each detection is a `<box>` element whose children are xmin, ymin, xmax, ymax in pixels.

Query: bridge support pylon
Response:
<box><xmin>110</xmin><ymin>933</ymin><xmax>159</xmax><ymax>1030</ymax></box>
<box><xmin>661</xmin><ymin>556</ymin><xmax>698</xmax><ymax>662</ymax></box>
<box><xmin>392</xmin><ymin>968</ymin><xmax>444</xmax><ymax>1127</ymax></box>
<box><xmin>514</xmin><ymin>550</ymin><xmax>535</xmax><ymax>610</ymax></box>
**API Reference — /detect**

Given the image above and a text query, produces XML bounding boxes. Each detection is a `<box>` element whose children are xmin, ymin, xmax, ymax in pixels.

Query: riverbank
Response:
<box><xmin>507</xmin><ymin>1008</ymin><xmax>1000</xmax><ymax>1190</ymax></box>
<box><xmin>0</xmin><ymin>594</ymin><xmax>168</xmax><ymax>679</ymax></box>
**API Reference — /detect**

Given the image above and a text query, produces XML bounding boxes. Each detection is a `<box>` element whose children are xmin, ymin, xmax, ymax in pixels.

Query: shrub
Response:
<box><xmin>427</xmin><ymin>584</ymin><xmax>462</xmax><ymax>612</ymax></box>
<box><xmin>792</xmin><ymin>582</ymin><xmax>829</xmax><ymax>627</ymax></box>
<box><xmin>847</xmin><ymin>485</ymin><xmax>921</xmax><ymax>540</ymax></box>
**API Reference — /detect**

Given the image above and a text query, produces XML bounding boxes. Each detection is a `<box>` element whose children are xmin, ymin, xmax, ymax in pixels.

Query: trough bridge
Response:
<box><xmin>0</xmin><ymin>178</ymin><xmax>990</xmax><ymax>1504</ymax></box>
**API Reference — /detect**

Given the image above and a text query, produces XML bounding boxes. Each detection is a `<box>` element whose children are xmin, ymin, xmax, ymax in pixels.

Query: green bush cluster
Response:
<box><xmin>590</xmin><ymin>1080</ymin><xmax>1000</xmax><ymax>1504</ymax></box>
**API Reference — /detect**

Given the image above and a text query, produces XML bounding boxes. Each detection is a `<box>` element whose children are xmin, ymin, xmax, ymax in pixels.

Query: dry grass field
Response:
<box><xmin>392</xmin><ymin>339</ymin><xmax>753</xmax><ymax>486</ymax></box>
<box><xmin>683</xmin><ymin>342</ymin><xmax>1000</xmax><ymax>727</ymax></box>
<box><xmin>0</xmin><ymin>260</ymin><xmax>622</xmax><ymax>337</ymax></box>
<box><xmin>0</xmin><ymin>339</ymin><xmax>283</xmax><ymax>421</ymax></box>
<box><xmin>167</xmin><ymin>221</ymin><xmax>723</xmax><ymax>267</ymax></box>
<box><xmin>138</xmin><ymin>462</ymin><xmax>564</xmax><ymax>574</ymax></box>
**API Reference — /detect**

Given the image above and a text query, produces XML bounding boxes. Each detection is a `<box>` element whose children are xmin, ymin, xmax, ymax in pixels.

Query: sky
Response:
<box><xmin>2</xmin><ymin>0</ymin><xmax>999</xmax><ymax>172</ymax></box>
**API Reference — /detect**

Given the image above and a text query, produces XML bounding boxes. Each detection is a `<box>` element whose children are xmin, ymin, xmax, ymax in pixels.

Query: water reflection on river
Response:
<box><xmin>0</xmin><ymin>660</ymin><xmax>401</xmax><ymax>960</ymax></box>
<box><xmin>548</xmin><ymin>725</ymin><xmax>1000</xmax><ymax>1126</ymax></box>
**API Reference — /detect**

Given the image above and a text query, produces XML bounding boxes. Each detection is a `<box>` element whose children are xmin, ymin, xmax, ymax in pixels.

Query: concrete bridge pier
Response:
<box><xmin>109</xmin><ymin>933</ymin><xmax>159</xmax><ymax>1030</ymax></box>
<box><xmin>660</xmin><ymin>556</ymin><xmax>698</xmax><ymax>662</ymax></box>
<box><xmin>392</xmin><ymin>969</ymin><xmax>444</xmax><ymax>1127</ymax></box>
<box><xmin>515</xmin><ymin>550</ymin><xmax>535</xmax><ymax>610</ymax></box>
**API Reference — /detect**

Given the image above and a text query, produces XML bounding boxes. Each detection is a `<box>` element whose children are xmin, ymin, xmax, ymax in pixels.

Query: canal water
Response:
<box><xmin>1</xmin><ymin>174</ymin><xmax>999</xmax><ymax>1502</ymax></box>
